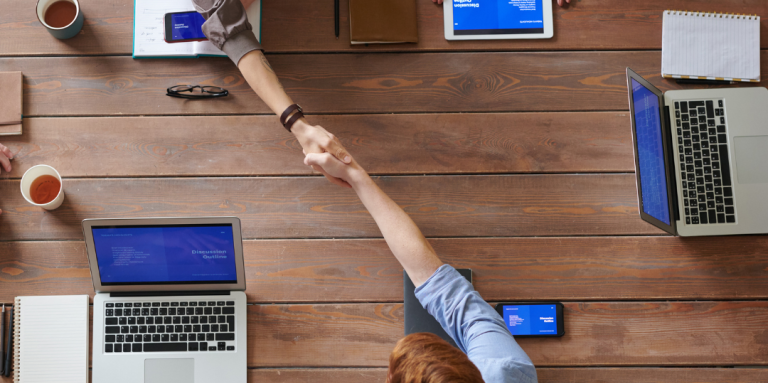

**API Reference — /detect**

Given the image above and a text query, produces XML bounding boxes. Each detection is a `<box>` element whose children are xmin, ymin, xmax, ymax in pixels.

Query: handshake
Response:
<box><xmin>291</xmin><ymin>121</ymin><xmax>368</xmax><ymax>190</ymax></box>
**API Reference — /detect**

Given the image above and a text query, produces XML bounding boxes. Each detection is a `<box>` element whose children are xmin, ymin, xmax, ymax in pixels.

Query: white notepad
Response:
<box><xmin>133</xmin><ymin>0</ymin><xmax>261</xmax><ymax>59</ymax></box>
<box><xmin>13</xmin><ymin>295</ymin><xmax>89</xmax><ymax>383</ymax></box>
<box><xmin>662</xmin><ymin>10</ymin><xmax>761</xmax><ymax>82</ymax></box>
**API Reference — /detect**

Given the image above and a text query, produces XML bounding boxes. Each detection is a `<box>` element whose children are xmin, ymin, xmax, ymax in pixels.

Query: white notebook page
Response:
<box><xmin>14</xmin><ymin>295</ymin><xmax>89</xmax><ymax>383</ymax></box>
<box><xmin>662</xmin><ymin>10</ymin><xmax>760</xmax><ymax>81</ymax></box>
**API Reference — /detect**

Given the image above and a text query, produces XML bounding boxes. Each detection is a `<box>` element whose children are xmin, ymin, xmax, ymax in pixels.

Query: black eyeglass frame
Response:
<box><xmin>166</xmin><ymin>85</ymin><xmax>229</xmax><ymax>99</ymax></box>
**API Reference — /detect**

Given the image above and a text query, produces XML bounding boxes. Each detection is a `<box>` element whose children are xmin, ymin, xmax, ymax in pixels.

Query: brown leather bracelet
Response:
<box><xmin>279</xmin><ymin>104</ymin><xmax>303</xmax><ymax>126</ymax></box>
<box><xmin>283</xmin><ymin>111</ymin><xmax>304</xmax><ymax>132</ymax></box>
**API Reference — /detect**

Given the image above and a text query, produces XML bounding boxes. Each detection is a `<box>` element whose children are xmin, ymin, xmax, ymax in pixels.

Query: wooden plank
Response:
<box><xmin>5</xmin><ymin>236</ymin><xmax>768</xmax><ymax>304</ymax></box>
<box><xmin>4</xmin><ymin>53</ymin><xmax>766</xmax><ymax>116</ymax></box>
<box><xmin>0</xmin><ymin>113</ymin><xmax>633</xmax><ymax>179</ymax></box>
<box><xmin>2</xmin><ymin>368</ymin><xmax>767</xmax><ymax>383</ymax></box>
<box><xmin>3</xmin><ymin>303</ymin><xmax>768</xmax><ymax>369</ymax></box>
<box><xmin>245</xmin><ymin>368</ymin><xmax>768</xmax><ymax>383</ymax></box>
<box><xmin>0</xmin><ymin>175</ymin><xmax>659</xmax><ymax>241</ymax></box>
<box><xmin>4</xmin><ymin>0</ymin><xmax>768</xmax><ymax>56</ymax></box>
<box><xmin>246</xmin><ymin>301</ymin><xmax>768</xmax><ymax>366</ymax></box>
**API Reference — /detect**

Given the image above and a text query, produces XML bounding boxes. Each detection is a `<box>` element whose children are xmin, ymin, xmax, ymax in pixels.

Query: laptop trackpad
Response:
<box><xmin>734</xmin><ymin>136</ymin><xmax>768</xmax><ymax>184</ymax></box>
<box><xmin>145</xmin><ymin>358</ymin><xmax>194</xmax><ymax>383</ymax></box>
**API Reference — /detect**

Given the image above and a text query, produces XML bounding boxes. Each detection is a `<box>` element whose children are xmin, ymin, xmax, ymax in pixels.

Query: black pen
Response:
<box><xmin>3</xmin><ymin>305</ymin><xmax>11</xmax><ymax>377</ymax></box>
<box><xmin>676</xmin><ymin>79</ymin><xmax>735</xmax><ymax>85</ymax></box>
<box><xmin>334</xmin><ymin>0</ymin><xmax>339</xmax><ymax>39</ymax></box>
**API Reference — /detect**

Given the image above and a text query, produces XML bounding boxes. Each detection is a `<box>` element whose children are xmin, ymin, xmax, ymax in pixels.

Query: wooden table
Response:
<box><xmin>2</xmin><ymin>1</ymin><xmax>768</xmax><ymax>381</ymax></box>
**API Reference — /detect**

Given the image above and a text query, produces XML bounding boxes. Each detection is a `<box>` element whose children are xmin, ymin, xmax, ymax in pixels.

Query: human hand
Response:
<box><xmin>304</xmin><ymin>152</ymin><xmax>368</xmax><ymax>189</ymax></box>
<box><xmin>0</xmin><ymin>143</ymin><xmax>13</xmax><ymax>175</ymax></box>
<box><xmin>291</xmin><ymin>120</ymin><xmax>354</xmax><ymax>188</ymax></box>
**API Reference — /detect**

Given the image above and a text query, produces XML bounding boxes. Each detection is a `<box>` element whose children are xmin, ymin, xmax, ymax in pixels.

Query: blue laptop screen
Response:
<box><xmin>631</xmin><ymin>78</ymin><xmax>671</xmax><ymax>225</ymax></box>
<box><xmin>453</xmin><ymin>0</ymin><xmax>544</xmax><ymax>35</ymax></box>
<box><xmin>92</xmin><ymin>224</ymin><xmax>238</xmax><ymax>285</ymax></box>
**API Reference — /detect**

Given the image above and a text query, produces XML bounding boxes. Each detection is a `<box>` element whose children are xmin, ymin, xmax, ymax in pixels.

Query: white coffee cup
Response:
<box><xmin>20</xmin><ymin>165</ymin><xmax>65</xmax><ymax>210</ymax></box>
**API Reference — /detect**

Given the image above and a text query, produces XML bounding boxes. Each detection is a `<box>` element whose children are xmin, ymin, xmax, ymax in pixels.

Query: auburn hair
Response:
<box><xmin>387</xmin><ymin>332</ymin><xmax>484</xmax><ymax>383</ymax></box>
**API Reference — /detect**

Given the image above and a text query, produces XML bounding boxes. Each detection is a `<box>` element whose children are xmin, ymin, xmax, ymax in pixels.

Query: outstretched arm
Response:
<box><xmin>192</xmin><ymin>0</ymin><xmax>352</xmax><ymax>187</ymax></box>
<box><xmin>304</xmin><ymin>153</ymin><xmax>443</xmax><ymax>287</ymax></box>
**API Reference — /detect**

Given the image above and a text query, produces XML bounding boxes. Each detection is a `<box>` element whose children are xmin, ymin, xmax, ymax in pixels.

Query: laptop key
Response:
<box><xmin>106</xmin><ymin>335</ymin><xmax>116</xmax><ymax>342</ymax></box>
<box><xmin>199</xmin><ymin>302</ymin><xmax>206</xmax><ymax>307</ymax></box>
<box><xmin>123</xmin><ymin>344</ymin><xmax>131</xmax><ymax>353</ymax></box>
<box><xmin>171</xmin><ymin>334</ymin><xmax>178</xmax><ymax>342</ymax></box>
<box><xmin>200</xmin><ymin>342</ymin><xmax>208</xmax><ymax>351</ymax></box>
<box><xmin>717</xmin><ymin>213</ymin><xmax>725</xmax><ymax>223</ymax></box>
<box><xmin>691</xmin><ymin>216</ymin><xmax>699</xmax><ymax>224</ymax></box>
<box><xmin>189</xmin><ymin>342</ymin><xmax>199</xmax><ymax>351</ymax></box>
<box><xmin>227</xmin><ymin>346</ymin><xmax>235</xmax><ymax>351</ymax></box>
<box><xmin>117</xmin><ymin>335</ymin><xmax>125</xmax><ymax>342</ymax></box>
<box><xmin>726</xmin><ymin>215</ymin><xmax>735</xmax><ymax>223</ymax></box>
<box><xmin>159</xmin><ymin>308</ymin><xmax>167</xmax><ymax>315</ymax></box>
<box><xmin>114</xmin><ymin>344</ymin><xmax>122</xmax><ymax>353</ymax></box>
<box><xmin>197</xmin><ymin>334</ymin><xmax>205</xmax><ymax>341</ymax></box>
<box><xmin>144</xmin><ymin>334</ymin><xmax>151</xmax><ymax>342</ymax></box>
<box><xmin>106</xmin><ymin>318</ymin><xmax>118</xmax><ymax>325</ymax></box>
<box><xmin>218</xmin><ymin>342</ymin><xmax>226</xmax><ymax>351</ymax></box>
<box><xmin>216</xmin><ymin>333</ymin><xmax>235</xmax><ymax>341</ymax></box>
<box><xmin>133</xmin><ymin>344</ymin><xmax>142</xmax><ymax>352</ymax></box>
<box><xmin>226</xmin><ymin>301</ymin><xmax>235</xmax><ymax>306</ymax></box>
<box><xmin>144</xmin><ymin>343</ymin><xmax>187</xmax><ymax>352</ymax></box>
<box><xmin>726</xmin><ymin>206</ymin><xmax>735</xmax><ymax>215</ymax></box>
<box><xmin>209</xmin><ymin>346</ymin><xmax>217</xmax><ymax>351</ymax></box>
<box><xmin>180</xmin><ymin>334</ymin><xmax>187</xmax><ymax>341</ymax></box>
<box><xmin>192</xmin><ymin>316</ymin><xmax>199</xmax><ymax>324</ymax></box>
<box><xmin>162</xmin><ymin>302</ymin><xmax>170</xmax><ymax>307</ymax></box>
<box><xmin>162</xmin><ymin>334</ymin><xmax>170</xmax><ymax>342</ymax></box>
<box><xmin>699</xmin><ymin>212</ymin><xmax>708</xmax><ymax>224</ymax></box>
<box><xmin>207</xmin><ymin>333</ymin><xmax>215</xmax><ymax>341</ymax></box>
<box><xmin>152</xmin><ymin>302</ymin><xmax>160</xmax><ymax>307</ymax></box>
<box><xmin>105</xmin><ymin>344</ymin><xmax>113</xmax><ymax>352</ymax></box>
<box><xmin>208</xmin><ymin>301</ymin><xmax>216</xmax><ymax>306</ymax></box>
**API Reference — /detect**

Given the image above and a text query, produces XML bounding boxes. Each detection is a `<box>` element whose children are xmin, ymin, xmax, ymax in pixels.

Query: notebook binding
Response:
<box><xmin>12</xmin><ymin>297</ymin><xmax>20</xmax><ymax>383</ymax></box>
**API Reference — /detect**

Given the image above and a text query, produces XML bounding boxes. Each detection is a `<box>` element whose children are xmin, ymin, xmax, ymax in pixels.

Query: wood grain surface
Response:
<box><xmin>0</xmin><ymin>175</ymin><xmax>659</xmax><ymax>241</ymax></box>
<box><xmin>4</xmin><ymin>52</ymin><xmax>767</xmax><ymax>117</ymax></box>
<box><xmin>248</xmin><ymin>301</ymin><xmax>768</xmax><ymax>366</ymax></box>
<box><xmin>245</xmin><ymin>368</ymin><xmax>768</xmax><ymax>383</ymax></box>
<box><xmin>0</xmin><ymin>112</ymin><xmax>633</xmax><ymax>179</ymax></box>
<box><xmin>4</xmin><ymin>236</ymin><xmax>768</xmax><ymax>304</ymax></box>
<box><xmin>3</xmin><ymin>0</ymin><xmax>768</xmax><ymax>56</ymax></box>
<box><xmin>2</xmin><ymin>368</ymin><xmax>768</xmax><ymax>383</ymax></box>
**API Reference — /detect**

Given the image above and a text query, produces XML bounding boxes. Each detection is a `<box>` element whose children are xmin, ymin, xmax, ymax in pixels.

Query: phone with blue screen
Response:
<box><xmin>164</xmin><ymin>11</ymin><xmax>208</xmax><ymax>43</ymax></box>
<box><xmin>494</xmin><ymin>302</ymin><xmax>565</xmax><ymax>337</ymax></box>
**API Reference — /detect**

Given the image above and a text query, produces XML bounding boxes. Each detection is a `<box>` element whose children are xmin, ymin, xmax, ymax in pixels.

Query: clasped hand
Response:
<box><xmin>291</xmin><ymin>120</ymin><xmax>356</xmax><ymax>188</ymax></box>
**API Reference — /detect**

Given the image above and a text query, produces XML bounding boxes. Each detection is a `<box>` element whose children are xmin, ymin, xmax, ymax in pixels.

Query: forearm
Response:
<box><xmin>351</xmin><ymin>172</ymin><xmax>443</xmax><ymax>287</ymax></box>
<box><xmin>238</xmin><ymin>50</ymin><xmax>295</xmax><ymax>117</ymax></box>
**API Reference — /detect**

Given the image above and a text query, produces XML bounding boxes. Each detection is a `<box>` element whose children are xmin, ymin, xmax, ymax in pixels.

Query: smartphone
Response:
<box><xmin>494</xmin><ymin>302</ymin><xmax>565</xmax><ymax>337</ymax></box>
<box><xmin>164</xmin><ymin>11</ymin><xmax>208</xmax><ymax>43</ymax></box>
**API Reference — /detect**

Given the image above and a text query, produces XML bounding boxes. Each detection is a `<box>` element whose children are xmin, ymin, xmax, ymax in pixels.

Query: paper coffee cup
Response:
<box><xmin>36</xmin><ymin>0</ymin><xmax>84</xmax><ymax>40</ymax></box>
<box><xmin>20</xmin><ymin>165</ymin><xmax>65</xmax><ymax>210</ymax></box>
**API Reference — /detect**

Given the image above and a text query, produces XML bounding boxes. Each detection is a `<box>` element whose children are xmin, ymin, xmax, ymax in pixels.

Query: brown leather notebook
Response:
<box><xmin>349</xmin><ymin>0</ymin><xmax>418</xmax><ymax>44</ymax></box>
<box><xmin>0</xmin><ymin>71</ymin><xmax>22</xmax><ymax>135</ymax></box>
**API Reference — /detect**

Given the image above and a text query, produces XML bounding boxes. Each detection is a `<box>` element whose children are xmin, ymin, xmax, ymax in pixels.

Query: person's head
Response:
<box><xmin>387</xmin><ymin>333</ymin><xmax>484</xmax><ymax>383</ymax></box>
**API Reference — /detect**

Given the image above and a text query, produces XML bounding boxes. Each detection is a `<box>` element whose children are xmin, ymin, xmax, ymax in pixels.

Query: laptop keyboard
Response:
<box><xmin>103</xmin><ymin>300</ymin><xmax>236</xmax><ymax>353</ymax></box>
<box><xmin>673</xmin><ymin>99</ymin><xmax>736</xmax><ymax>225</ymax></box>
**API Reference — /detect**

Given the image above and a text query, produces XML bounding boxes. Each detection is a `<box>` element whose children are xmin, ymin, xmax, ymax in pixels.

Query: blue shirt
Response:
<box><xmin>415</xmin><ymin>264</ymin><xmax>538</xmax><ymax>383</ymax></box>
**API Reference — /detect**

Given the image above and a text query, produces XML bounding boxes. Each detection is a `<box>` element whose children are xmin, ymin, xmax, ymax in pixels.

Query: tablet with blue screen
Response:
<box><xmin>444</xmin><ymin>0</ymin><xmax>553</xmax><ymax>40</ymax></box>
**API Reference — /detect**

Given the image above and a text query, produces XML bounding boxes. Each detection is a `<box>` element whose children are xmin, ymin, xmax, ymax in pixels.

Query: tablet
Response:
<box><xmin>444</xmin><ymin>0</ymin><xmax>553</xmax><ymax>40</ymax></box>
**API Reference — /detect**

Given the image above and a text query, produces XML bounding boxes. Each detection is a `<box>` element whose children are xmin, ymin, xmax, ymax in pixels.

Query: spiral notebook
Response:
<box><xmin>13</xmin><ymin>295</ymin><xmax>89</xmax><ymax>383</ymax></box>
<box><xmin>662</xmin><ymin>10</ymin><xmax>761</xmax><ymax>82</ymax></box>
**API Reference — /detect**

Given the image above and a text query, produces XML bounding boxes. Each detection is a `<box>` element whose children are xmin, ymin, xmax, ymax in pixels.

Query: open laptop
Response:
<box><xmin>626</xmin><ymin>68</ymin><xmax>768</xmax><ymax>236</ymax></box>
<box><xmin>83</xmin><ymin>217</ymin><xmax>247</xmax><ymax>383</ymax></box>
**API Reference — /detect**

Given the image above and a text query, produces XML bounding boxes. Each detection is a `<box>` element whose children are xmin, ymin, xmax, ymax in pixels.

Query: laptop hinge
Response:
<box><xmin>663</xmin><ymin>105</ymin><xmax>680</xmax><ymax>226</ymax></box>
<box><xmin>109</xmin><ymin>291</ymin><xmax>231</xmax><ymax>297</ymax></box>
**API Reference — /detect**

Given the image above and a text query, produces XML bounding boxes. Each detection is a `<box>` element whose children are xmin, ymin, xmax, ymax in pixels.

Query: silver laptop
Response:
<box><xmin>83</xmin><ymin>217</ymin><xmax>247</xmax><ymax>383</ymax></box>
<box><xmin>626</xmin><ymin>68</ymin><xmax>768</xmax><ymax>236</ymax></box>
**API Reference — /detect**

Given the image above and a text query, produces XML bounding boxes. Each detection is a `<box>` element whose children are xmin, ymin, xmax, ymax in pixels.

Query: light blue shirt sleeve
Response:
<box><xmin>415</xmin><ymin>264</ymin><xmax>537</xmax><ymax>383</ymax></box>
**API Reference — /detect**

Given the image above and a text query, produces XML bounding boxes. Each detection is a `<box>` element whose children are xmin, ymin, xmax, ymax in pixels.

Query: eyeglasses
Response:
<box><xmin>166</xmin><ymin>85</ymin><xmax>229</xmax><ymax>99</ymax></box>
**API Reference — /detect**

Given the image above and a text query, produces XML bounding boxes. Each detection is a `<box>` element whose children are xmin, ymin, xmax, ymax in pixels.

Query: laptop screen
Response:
<box><xmin>631</xmin><ymin>78</ymin><xmax>671</xmax><ymax>225</ymax></box>
<box><xmin>91</xmin><ymin>224</ymin><xmax>238</xmax><ymax>285</ymax></box>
